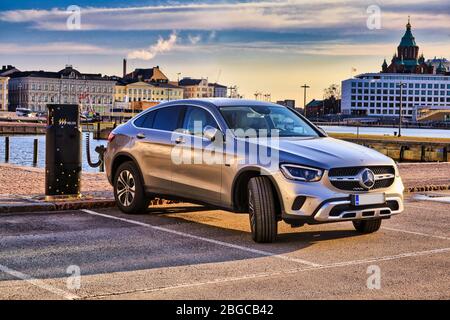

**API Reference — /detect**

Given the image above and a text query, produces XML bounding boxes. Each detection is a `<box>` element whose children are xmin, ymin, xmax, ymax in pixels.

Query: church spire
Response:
<box><xmin>400</xmin><ymin>17</ymin><xmax>416</xmax><ymax>47</ymax></box>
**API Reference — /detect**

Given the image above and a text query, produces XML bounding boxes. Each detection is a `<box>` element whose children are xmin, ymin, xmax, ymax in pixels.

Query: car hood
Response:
<box><xmin>252</xmin><ymin>137</ymin><xmax>395</xmax><ymax>170</ymax></box>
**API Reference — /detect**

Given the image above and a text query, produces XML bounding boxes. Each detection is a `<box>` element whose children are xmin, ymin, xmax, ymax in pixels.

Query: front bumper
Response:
<box><xmin>273</xmin><ymin>170</ymin><xmax>404</xmax><ymax>224</ymax></box>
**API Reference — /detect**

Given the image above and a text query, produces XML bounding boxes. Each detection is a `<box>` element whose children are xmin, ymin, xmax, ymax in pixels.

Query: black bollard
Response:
<box><xmin>45</xmin><ymin>104</ymin><xmax>81</xmax><ymax>198</ymax></box>
<box><xmin>4</xmin><ymin>136</ymin><xmax>9</xmax><ymax>162</ymax></box>
<box><xmin>33</xmin><ymin>138</ymin><xmax>38</xmax><ymax>165</ymax></box>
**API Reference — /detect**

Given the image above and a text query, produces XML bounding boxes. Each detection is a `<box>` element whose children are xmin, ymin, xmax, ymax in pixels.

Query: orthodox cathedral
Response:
<box><xmin>381</xmin><ymin>18</ymin><xmax>447</xmax><ymax>75</ymax></box>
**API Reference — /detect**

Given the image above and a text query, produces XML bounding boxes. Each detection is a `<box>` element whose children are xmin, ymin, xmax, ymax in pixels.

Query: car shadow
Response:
<box><xmin>0</xmin><ymin>205</ymin><xmax>367</xmax><ymax>282</ymax></box>
<box><xmin>139</xmin><ymin>204</ymin><xmax>365</xmax><ymax>255</ymax></box>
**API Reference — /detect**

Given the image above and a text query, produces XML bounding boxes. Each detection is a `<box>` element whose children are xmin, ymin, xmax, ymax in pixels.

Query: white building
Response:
<box><xmin>341</xmin><ymin>73</ymin><xmax>450</xmax><ymax>119</ymax></box>
<box><xmin>8</xmin><ymin>65</ymin><xmax>115</xmax><ymax>114</ymax></box>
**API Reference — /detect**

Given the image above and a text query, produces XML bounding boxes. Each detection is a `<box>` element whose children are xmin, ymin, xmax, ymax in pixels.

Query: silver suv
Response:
<box><xmin>105</xmin><ymin>99</ymin><xmax>404</xmax><ymax>243</ymax></box>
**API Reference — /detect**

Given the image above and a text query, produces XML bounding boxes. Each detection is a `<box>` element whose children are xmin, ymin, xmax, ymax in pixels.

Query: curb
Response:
<box><xmin>0</xmin><ymin>198</ymin><xmax>180</xmax><ymax>214</ymax></box>
<box><xmin>406</xmin><ymin>184</ymin><xmax>450</xmax><ymax>193</ymax></box>
<box><xmin>0</xmin><ymin>199</ymin><xmax>116</xmax><ymax>214</ymax></box>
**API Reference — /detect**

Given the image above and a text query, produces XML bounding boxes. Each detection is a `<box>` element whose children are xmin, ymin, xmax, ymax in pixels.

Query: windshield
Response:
<box><xmin>219</xmin><ymin>105</ymin><xmax>319</xmax><ymax>138</ymax></box>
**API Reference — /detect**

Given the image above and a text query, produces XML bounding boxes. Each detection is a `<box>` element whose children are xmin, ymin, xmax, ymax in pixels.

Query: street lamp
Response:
<box><xmin>301</xmin><ymin>84</ymin><xmax>310</xmax><ymax>115</ymax></box>
<box><xmin>397</xmin><ymin>82</ymin><xmax>406</xmax><ymax>137</ymax></box>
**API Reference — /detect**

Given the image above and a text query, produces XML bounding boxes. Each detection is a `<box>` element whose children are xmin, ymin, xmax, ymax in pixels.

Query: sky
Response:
<box><xmin>0</xmin><ymin>0</ymin><xmax>449</xmax><ymax>103</ymax></box>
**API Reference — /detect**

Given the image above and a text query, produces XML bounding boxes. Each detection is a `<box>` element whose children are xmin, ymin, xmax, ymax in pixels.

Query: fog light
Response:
<box><xmin>292</xmin><ymin>196</ymin><xmax>307</xmax><ymax>211</ymax></box>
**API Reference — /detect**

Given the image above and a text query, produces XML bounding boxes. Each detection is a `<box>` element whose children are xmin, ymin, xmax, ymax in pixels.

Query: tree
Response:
<box><xmin>323</xmin><ymin>84</ymin><xmax>341</xmax><ymax>115</ymax></box>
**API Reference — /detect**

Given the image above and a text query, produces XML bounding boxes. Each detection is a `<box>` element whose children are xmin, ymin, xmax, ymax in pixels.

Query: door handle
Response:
<box><xmin>136</xmin><ymin>133</ymin><xmax>146</xmax><ymax>139</ymax></box>
<box><xmin>175</xmin><ymin>137</ymin><xmax>185</xmax><ymax>144</ymax></box>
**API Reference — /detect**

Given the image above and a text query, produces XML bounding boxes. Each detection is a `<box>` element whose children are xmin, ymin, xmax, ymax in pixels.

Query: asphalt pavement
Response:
<box><xmin>0</xmin><ymin>197</ymin><xmax>449</xmax><ymax>300</ymax></box>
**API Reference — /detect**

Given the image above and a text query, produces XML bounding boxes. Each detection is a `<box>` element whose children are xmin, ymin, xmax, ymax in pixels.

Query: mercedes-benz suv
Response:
<box><xmin>105</xmin><ymin>99</ymin><xmax>404</xmax><ymax>243</ymax></box>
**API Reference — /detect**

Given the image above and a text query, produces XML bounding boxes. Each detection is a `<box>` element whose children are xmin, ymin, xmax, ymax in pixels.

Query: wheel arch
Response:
<box><xmin>231</xmin><ymin>166</ymin><xmax>284</xmax><ymax>216</ymax></box>
<box><xmin>111</xmin><ymin>152</ymin><xmax>145</xmax><ymax>187</ymax></box>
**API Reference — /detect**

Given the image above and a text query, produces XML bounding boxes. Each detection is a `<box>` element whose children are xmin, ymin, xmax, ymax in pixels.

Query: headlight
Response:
<box><xmin>280</xmin><ymin>164</ymin><xmax>323</xmax><ymax>182</ymax></box>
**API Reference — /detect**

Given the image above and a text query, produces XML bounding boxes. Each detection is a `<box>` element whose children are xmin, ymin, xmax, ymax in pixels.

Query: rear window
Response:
<box><xmin>134</xmin><ymin>106</ymin><xmax>183</xmax><ymax>132</ymax></box>
<box><xmin>134</xmin><ymin>111</ymin><xmax>155</xmax><ymax>128</ymax></box>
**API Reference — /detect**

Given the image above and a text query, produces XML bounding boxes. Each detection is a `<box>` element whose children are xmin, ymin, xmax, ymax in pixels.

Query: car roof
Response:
<box><xmin>162</xmin><ymin>98</ymin><xmax>283</xmax><ymax>109</ymax></box>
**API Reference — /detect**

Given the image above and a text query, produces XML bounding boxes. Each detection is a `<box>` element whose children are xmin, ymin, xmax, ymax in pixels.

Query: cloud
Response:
<box><xmin>175</xmin><ymin>40</ymin><xmax>450</xmax><ymax>58</ymax></box>
<box><xmin>1</xmin><ymin>0</ymin><xmax>449</xmax><ymax>32</ymax></box>
<box><xmin>0</xmin><ymin>42</ymin><xmax>111</xmax><ymax>55</ymax></box>
<box><xmin>188</xmin><ymin>34</ymin><xmax>202</xmax><ymax>45</ymax></box>
<box><xmin>127</xmin><ymin>32</ymin><xmax>177</xmax><ymax>60</ymax></box>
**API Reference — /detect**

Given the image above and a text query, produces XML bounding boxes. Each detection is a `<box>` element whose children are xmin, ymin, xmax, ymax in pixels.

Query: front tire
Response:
<box><xmin>353</xmin><ymin>219</ymin><xmax>382</xmax><ymax>233</ymax></box>
<box><xmin>248</xmin><ymin>176</ymin><xmax>278</xmax><ymax>243</ymax></box>
<box><xmin>114</xmin><ymin>161</ymin><xmax>149</xmax><ymax>214</ymax></box>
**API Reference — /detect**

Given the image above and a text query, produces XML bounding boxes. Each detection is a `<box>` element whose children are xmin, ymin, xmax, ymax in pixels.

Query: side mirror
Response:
<box><xmin>203</xmin><ymin>125</ymin><xmax>221</xmax><ymax>142</ymax></box>
<box><xmin>317</xmin><ymin>126</ymin><xmax>328</xmax><ymax>136</ymax></box>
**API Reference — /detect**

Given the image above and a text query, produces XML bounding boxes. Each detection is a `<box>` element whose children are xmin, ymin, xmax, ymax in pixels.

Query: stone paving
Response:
<box><xmin>0</xmin><ymin>162</ymin><xmax>449</xmax><ymax>213</ymax></box>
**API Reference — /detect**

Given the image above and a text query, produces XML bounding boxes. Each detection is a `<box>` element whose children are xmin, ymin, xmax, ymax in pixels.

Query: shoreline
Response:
<box><xmin>328</xmin><ymin>132</ymin><xmax>450</xmax><ymax>143</ymax></box>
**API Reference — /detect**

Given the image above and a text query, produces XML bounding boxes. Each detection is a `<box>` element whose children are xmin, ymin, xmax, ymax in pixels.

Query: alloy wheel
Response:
<box><xmin>116</xmin><ymin>170</ymin><xmax>136</xmax><ymax>207</ymax></box>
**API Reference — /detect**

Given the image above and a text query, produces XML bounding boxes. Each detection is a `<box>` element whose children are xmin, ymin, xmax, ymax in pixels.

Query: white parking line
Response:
<box><xmin>83</xmin><ymin>247</ymin><xmax>450</xmax><ymax>299</ymax></box>
<box><xmin>382</xmin><ymin>226</ymin><xmax>450</xmax><ymax>241</ymax></box>
<box><xmin>0</xmin><ymin>264</ymin><xmax>79</xmax><ymax>300</ymax></box>
<box><xmin>81</xmin><ymin>209</ymin><xmax>321</xmax><ymax>268</ymax></box>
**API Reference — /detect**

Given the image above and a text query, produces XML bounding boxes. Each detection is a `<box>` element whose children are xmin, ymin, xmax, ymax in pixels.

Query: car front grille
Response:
<box><xmin>329</xmin><ymin>166</ymin><xmax>394</xmax><ymax>177</ymax></box>
<box><xmin>328</xmin><ymin>166</ymin><xmax>395</xmax><ymax>191</ymax></box>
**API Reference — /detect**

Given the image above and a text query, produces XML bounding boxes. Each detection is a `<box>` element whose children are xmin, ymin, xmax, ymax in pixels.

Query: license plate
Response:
<box><xmin>352</xmin><ymin>193</ymin><xmax>385</xmax><ymax>206</ymax></box>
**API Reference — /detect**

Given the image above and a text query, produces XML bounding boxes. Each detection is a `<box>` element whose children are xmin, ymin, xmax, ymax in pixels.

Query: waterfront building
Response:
<box><xmin>381</xmin><ymin>19</ymin><xmax>433</xmax><ymax>74</ymax></box>
<box><xmin>150</xmin><ymin>82</ymin><xmax>184</xmax><ymax>101</ymax></box>
<box><xmin>115</xmin><ymin>80</ymin><xmax>153</xmax><ymax>103</ymax></box>
<box><xmin>341</xmin><ymin>73</ymin><xmax>450</xmax><ymax>118</ymax></box>
<box><xmin>178</xmin><ymin>78</ymin><xmax>228</xmax><ymax>98</ymax></box>
<box><xmin>426</xmin><ymin>58</ymin><xmax>450</xmax><ymax>75</ymax></box>
<box><xmin>124</xmin><ymin>66</ymin><xmax>169</xmax><ymax>83</ymax></box>
<box><xmin>0</xmin><ymin>65</ymin><xmax>20</xmax><ymax>77</ymax></box>
<box><xmin>114</xmin><ymin>79</ymin><xmax>184</xmax><ymax>103</ymax></box>
<box><xmin>209</xmin><ymin>83</ymin><xmax>227</xmax><ymax>98</ymax></box>
<box><xmin>305</xmin><ymin>99</ymin><xmax>323</xmax><ymax>118</ymax></box>
<box><xmin>179</xmin><ymin>78</ymin><xmax>214</xmax><ymax>98</ymax></box>
<box><xmin>276</xmin><ymin>99</ymin><xmax>296</xmax><ymax>109</ymax></box>
<box><xmin>0</xmin><ymin>76</ymin><xmax>8</xmax><ymax>111</ymax></box>
<box><xmin>8</xmin><ymin>65</ymin><xmax>115</xmax><ymax>113</ymax></box>
<box><xmin>342</xmin><ymin>19</ymin><xmax>450</xmax><ymax>119</ymax></box>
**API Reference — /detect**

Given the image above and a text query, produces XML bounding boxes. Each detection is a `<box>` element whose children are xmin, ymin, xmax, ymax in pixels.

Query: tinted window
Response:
<box><xmin>153</xmin><ymin>106</ymin><xmax>183</xmax><ymax>132</ymax></box>
<box><xmin>182</xmin><ymin>106</ymin><xmax>218</xmax><ymax>135</ymax></box>
<box><xmin>134</xmin><ymin>111</ymin><xmax>155</xmax><ymax>129</ymax></box>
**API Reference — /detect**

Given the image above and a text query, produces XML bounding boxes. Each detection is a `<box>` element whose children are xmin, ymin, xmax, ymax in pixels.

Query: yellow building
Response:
<box><xmin>0</xmin><ymin>76</ymin><xmax>8</xmax><ymax>111</ymax></box>
<box><xmin>114</xmin><ymin>80</ymin><xmax>183</xmax><ymax>103</ymax></box>
<box><xmin>150</xmin><ymin>83</ymin><xmax>184</xmax><ymax>102</ymax></box>
<box><xmin>114</xmin><ymin>80</ymin><xmax>153</xmax><ymax>103</ymax></box>
<box><xmin>114</xmin><ymin>82</ymin><xmax>126</xmax><ymax>103</ymax></box>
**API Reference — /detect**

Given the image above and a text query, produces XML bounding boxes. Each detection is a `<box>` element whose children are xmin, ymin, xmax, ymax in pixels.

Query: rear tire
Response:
<box><xmin>248</xmin><ymin>176</ymin><xmax>278</xmax><ymax>243</ymax></box>
<box><xmin>114</xmin><ymin>161</ymin><xmax>149</xmax><ymax>214</ymax></box>
<box><xmin>353</xmin><ymin>219</ymin><xmax>382</xmax><ymax>233</ymax></box>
